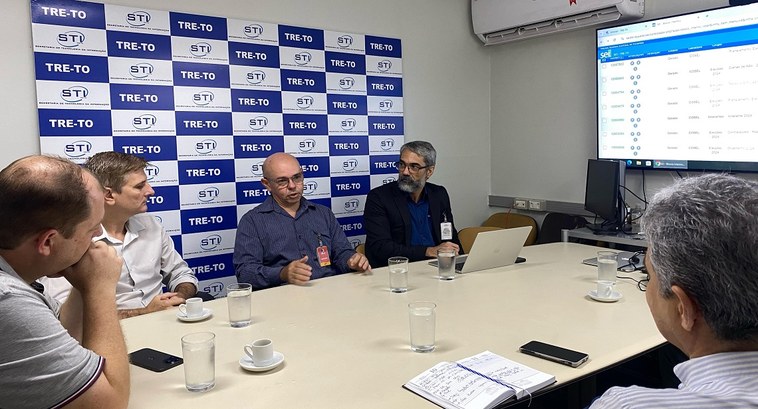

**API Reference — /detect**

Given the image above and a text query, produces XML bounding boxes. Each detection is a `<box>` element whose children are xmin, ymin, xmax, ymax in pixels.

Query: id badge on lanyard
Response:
<box><xmin>440</xmin><ymin>212</ymin><xmax>452</xmax><ymax>241</ymax></box>
<box><xmin>315</xmin><ymin>232</ymin><xmax>331</xmax><ymax>267</ymax></box>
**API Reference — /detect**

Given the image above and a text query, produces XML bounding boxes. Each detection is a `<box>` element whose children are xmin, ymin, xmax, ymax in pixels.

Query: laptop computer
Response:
<box><xmin>429</xmin><ymin>226</ymin><xmax>532</xmax><ymax>273</ymax></box>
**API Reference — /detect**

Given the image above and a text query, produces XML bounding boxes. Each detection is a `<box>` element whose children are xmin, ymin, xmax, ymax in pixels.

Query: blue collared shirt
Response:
<box><xmin>407</xmin><ymin>191</ymin><xmax>435</xmax><ymax>247</ymax></box>
<box><xmin>233</xmin><ymin>196</ymin><xmax>356</xmax><ymax>290</ymax></box>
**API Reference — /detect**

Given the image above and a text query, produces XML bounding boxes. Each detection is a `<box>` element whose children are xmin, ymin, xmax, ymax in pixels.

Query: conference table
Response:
<box><xmin>122</xmin><ymin>242</ymin><xmax>664</xmax><ymax>408</ymax></box>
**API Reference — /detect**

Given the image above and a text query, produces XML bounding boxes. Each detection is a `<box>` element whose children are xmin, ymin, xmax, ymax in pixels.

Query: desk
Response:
<box><xmin>122</xmin><ymin>243</ymin><xmax>664</xmax><ymax>408</ymax></box>
<box><xmin>562</xmin><ymin>227</ymin><xmax>648</xmax><ymax>248</ymax></box>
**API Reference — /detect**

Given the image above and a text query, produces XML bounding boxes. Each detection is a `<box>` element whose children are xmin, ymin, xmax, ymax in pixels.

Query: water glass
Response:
<box><xmin>181</xmin><ymin>332</ymin><xmax>215</xmax><ymax>392</ymax></box>
<box><xmin>437</xmin><ymin>249</ymin><xmax>456</xmax><ymax>280</ymax></box>
<box><xmin>388</xmin><ymin>256</ymin><xmax>409</xmax><ymax>293</ymax></box>
<box><xmin>409</xmin><ymin>301</ymin><xmax>436</xmax><ymax>353</ymax></box>
<box><xmin>227</xmin><ymin>283</ymin><xmax>252</xmax><ymax>327</ymax></box>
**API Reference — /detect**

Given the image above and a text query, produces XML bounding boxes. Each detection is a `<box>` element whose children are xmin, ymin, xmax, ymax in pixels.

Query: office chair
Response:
<box><xmin>457</xmin><ymin>226</ymin><xmax>503</xmax><ymax>253</ymax></box>
<box><xmin>481</xmin><ymin>212</ymin><xmax>538</xmax><ymax>246</ymax></box>
<box><xmin>536</xmin><ymin>212</ymin><xmax>588</xmax><ymax>244</ymax></box>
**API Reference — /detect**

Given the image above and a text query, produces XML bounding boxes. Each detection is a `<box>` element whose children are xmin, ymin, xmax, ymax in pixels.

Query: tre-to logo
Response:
<box><xmin>377</xmin><ymin>60</ymin><xmax>392</xmax><ymax>72</ymax></box>
<box><xmin>64</xmin><ymin>140</ymin><xmax>92</xmax><ymax>158</ymax></box>
<box><xmin>298</xmin><ymin>139</ymin><xmax>316</xmax><ymax>152</ymax></box>
<box><xmin>133</xmin><ymin>114</ymin><xmax>157</xmax><ymax>130</ymax></box>
<box><xmin>190</xmin><ymin>42</ymin><xmax>212</xmax><ymax>57</ymax></box>
<box><xmin>303</xmin><ymin>180</ymin><xmax>318</xmax><ymax>195</ymax></box>
<box><xmin>246</xmin><ymin>70</ymin><xmax>266</xmax><ymax>85</ymax></box>
<box><xmin>294</xmin><ymin>52</ymin><xmax>312</xmax><ymax>66</ymax></box>
<box><xmin>144</xmin><ymin>164</ymin><xmax>160</xmax><ymax>181</ymax></box>
<box><xmin>339</xmin><ymin>77</ymin><xmax>355</xmax><ymax>90</ymax></box>
<box><xmin>126</xmin><ymin>11</ymin><xmax>151</xmax><ymax>26</ymax></box>
<box><xmin>57</xmin><ymin>31</ymin><xmax>85</xmax><ymax>48</ymax></box>
<box><xmin>344</xmin><ymin>198</ymin><xmax>360</xmax><ymax>213</ymax></box>
<box><xmin>200</xmin><ymin>234</ymin><xmax>222</xmax><ymax>251</ymax></box>
<box><xmin>243</xmin><ymin>24</ymin><xmax>264</xmax><ymax>38</ymax></box>
<box><xmin>130</xmin><ymin>62</ymin><xmax>154</xmax><ymax>79</ymax></box>
<box><xmin>337</xmin><ymin>35</ymin><xmax>353</xmax><ymax>48</ymax></box>
<box><xmin>60</xmin><ymin>86</ymin><xmax>89</xmax><ymax>103</ymax></box>
<box><xmin>195</xmin><ymin>139</ymin><xmax>217</xmax><ymax>154</ymax></box>
<box><xmin>198</xmin><ymin>186</ymin><xmax>220</xmax><ymax>203</ymax></box>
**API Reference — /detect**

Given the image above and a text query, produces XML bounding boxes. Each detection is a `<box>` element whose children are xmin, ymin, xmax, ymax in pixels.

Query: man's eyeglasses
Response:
<box><xmin>394</xmin><ymin>161</ymin><xmax>430</xmax><ymax>172</ymax></box>
<box><xmin>267</xmin><ymin>173</ymin><xmax>304</xmax><ymax>188</ymax></box>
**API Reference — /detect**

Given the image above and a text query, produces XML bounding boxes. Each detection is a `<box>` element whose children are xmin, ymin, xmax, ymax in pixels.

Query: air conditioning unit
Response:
<box><xmin>472</xmin><ymin>0</ymin><xmax>644</xmax><ymax>45</ymax></box>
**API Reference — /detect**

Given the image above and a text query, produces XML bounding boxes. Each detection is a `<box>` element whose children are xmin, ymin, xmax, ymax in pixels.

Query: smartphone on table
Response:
<box><xmin>519</xmin><ymin>340</ymin><xmax>589</xmax><ymax>368</ymax></box>
<box><xmin>129</xmin><ymin>348</ymin><xmax>183</xmax><ymax>372</ymax></box>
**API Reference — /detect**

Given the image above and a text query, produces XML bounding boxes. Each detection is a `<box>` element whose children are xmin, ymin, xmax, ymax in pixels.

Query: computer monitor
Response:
<box><xmin>584</xmin><ymin>159</ymin><xmax>625</xmax><ymax>232</ymax></box>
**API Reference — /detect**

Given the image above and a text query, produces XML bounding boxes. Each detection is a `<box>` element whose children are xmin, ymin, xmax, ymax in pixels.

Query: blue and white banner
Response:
<box><xmin>31</xmin><ymin>0</ymin><xmax>404</xmax><ymax>293</ymax></box>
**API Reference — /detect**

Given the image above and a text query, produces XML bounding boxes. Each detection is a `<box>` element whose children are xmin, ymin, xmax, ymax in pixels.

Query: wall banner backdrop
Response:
<box><xmin>30</xmin><ymin>0</ymin><xmax>404</xmax><ymax>296</ymax></box>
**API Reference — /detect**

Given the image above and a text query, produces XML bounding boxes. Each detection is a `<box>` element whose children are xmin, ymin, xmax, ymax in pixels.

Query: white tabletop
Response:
<box><xmin>122</xmin><ymin>242</ymin><xmax>664</xmax><ymax>408</ymax></box>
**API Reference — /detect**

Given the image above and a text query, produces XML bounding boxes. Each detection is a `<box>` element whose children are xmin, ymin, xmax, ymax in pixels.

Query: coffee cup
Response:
<box><xmin>179</xmin><ymin>297</ymin><xmax>203</xmax><ymax>318</ymax></box>
<box><xmin>244</xmin><ymin>338</ymin><xmax>274</xmax><ymax>366</ymax></box>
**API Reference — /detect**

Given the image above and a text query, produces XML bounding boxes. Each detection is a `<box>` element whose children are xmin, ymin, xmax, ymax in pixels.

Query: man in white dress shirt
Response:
<box><xmin>41</xmin><ymin>152</ymin><xmax>199</xmax><ymax>318</ymax></box>
<box><xmin>590</xmin><ymin>174</ymin><xmax>758</xmax><ymax>408</ymax></box>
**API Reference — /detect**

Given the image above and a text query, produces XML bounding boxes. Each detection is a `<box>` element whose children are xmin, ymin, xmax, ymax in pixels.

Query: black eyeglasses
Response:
<box><xmin>394</xmin><ymin>161</ymin><xmax>430</xmax><ymax>172</ymax></box>
<box><xmin>267</xmin><ymin>173</ymin><xmax>304</xmax><ymax>188</ymax></box>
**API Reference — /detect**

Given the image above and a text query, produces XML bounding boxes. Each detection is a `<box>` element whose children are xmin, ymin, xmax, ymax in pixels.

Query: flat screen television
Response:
<box><xmin>584</xmin><ymin>159</ymin><xmax>625</xmax><ymax>232</ymax></box>
<box><xmin>596</xmin><ymin>3</ymin><xmax>758</xmax><ymax>172</ymax></box>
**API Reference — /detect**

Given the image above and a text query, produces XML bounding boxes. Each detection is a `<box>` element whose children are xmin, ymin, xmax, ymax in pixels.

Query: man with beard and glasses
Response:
<box><xmin>363</xmin><ymin>141</ymin><xmax>461</xmax><ymax>268</ymax></box>
<box><xmin>234</xmin><ymin>152</ymin><xmax>370</xmax><ymax>290</ymax></box>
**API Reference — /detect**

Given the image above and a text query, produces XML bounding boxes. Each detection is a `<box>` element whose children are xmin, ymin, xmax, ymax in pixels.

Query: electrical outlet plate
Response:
<box><xmin>513</xmin><ymin>198</ymin><xmax>528</xmax><ymax>209</ymax></box>
<box><xmin>528</xmin><ymin>199</ymin><xmax>547</xmax><ymax>211</ymax></box>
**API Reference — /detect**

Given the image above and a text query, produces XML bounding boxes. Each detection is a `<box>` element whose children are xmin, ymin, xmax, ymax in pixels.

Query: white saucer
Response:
<box><xmin>588</xmin><ymin>290</ymin><xmax>623</xmax><ymax>303</ymax></box>
<box><xmin>239</xmin><ymin>351</ymin><xmax>284</xmax><ymax>372</ymax></box>
<box><xmin>176</xmin><ymin>308</ymin><xmax>213</xmax><ymax>322</ymax></box>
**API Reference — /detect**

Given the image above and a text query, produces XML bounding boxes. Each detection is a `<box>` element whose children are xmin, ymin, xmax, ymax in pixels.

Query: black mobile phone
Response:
<box><xmin>129</xmin><ymin>348</ymin><xmax>183</xmax><ymax>372</ymax></box>
<box><xmin>519</xmin><ymin>340</ymin><xmax>589</xmax><ymax>368</ymax></box>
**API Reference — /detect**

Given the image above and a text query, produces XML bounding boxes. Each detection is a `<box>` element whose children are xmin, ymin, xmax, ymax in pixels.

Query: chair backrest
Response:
<box><xmin>481</xmin><ymin>213</ymin><xmax>538</xmax><ymax>246</ymax></box>
<box><xmin>458</xmin><ymin>226</ymin><xmax>503</xmax><ymax>254</ymax></box>
<box><xmin>355</xmin><ymin>243</ymin><xmax>366</xmax><ymax>255</ymax></box>
<box><xmin>536</xmin><ymin>212</ymin><xmax>588</xmax><ymax>244</ymax></box>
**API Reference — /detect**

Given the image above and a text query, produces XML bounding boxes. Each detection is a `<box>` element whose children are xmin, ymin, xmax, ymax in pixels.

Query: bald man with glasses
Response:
<box><xmin>234</xmin><ymin>152</ymin><xmax>370</xmax><ymax>290</ymax></box>
<box><xmin>363</xmin><ymin>141</ymin><xmax>461</xmax><ymax>268</ymax></box>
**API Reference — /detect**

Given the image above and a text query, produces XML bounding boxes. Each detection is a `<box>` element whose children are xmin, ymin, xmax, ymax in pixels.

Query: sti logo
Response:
<box><xmin>195</xmin><ymin>139</ymin><xmax>218</xmax><ymax>154</ymax></box>
<box><xmin>193</xmin><ymin>91</ymin><xmax>215</xmax><ymax>106</ymax></box>
<box><xmin>190</xmin><ymin>42</ymin><xmax>212</xmax><ymax>57</ymax></box>
<box><xmin>153</xmin><ymin>215</ymin><xmax>163</xmax><ymax>224</ymax></box>
<box><xmin>296</xmin><ymin>95</ymin><xmax>314</xmax><ymax>109</ymax></box>
<box><xmin>130</xmin><ymin>62</ymin><xmax>154</xmax><ymax>79</ymax></box>
<box><xmin>303</xmin><ymin>180</ymin><xmax>318</xmax><ymax>195</ymax></box>
<box><xmin>340</xmin><ymin>118</ymin><xmax>356</xmax><ymax>131</ymax></box>
<box><xmin>379</xmin><ymin>99</ymin><xmax>393</xmax><ymax>112</ymax></box>
<box><xmin>377</xmin><ymin>60</ymin><xmax>392</xmax><ymax>72</ymax></box>
<box><xmin>57</xmin><ymin>31</ymin><xmax>85</xmax><ymax>48</ymax></box>
<box><xmin>350</xmin><ymin>238</ymin><xmax>361</xmax><ymax>249</ymax></box>
<box><xmin>294</xmin><ymin>52</ymin><xmax>312</xmax><ymax>66</ymax></box>
<box><xmin>60</xmin><ymin>85</ymin><xmax>89</xmax><ymax>103</ymax></box>
<box><xmin>342</xmin><ymin>158</ymin><xmax>359</xmax><ymax>171</ymax></box>
<box><xmin>380</xmin><ymin>138</ymin><xmax>395</xmax><ymax>151</ymax></box>
<box><xmin>599</xmin><ymin>50</ymin><xmax>612</xmax><ymax>59</ymax></box>
<box><xmin>133</xmin><ymin>114</ymin><xmax>157</xmax><ymax>130</ymax></box>
<box><xmin>126</xmin><ymin>11</ymin><xmax>151</xmax><ymax>26</ymax></box>
<box><xmin>382</xmin><ymin>176</ymin><xmax>396</xmax><ymax>185</ymax></box>
<box><xmin>200</xmin><ymin>234</ymin><xmax>222</xmax><ymax>251</ymax></box>
<box><xmin>339</xmin><ymin>77</ymin><xmax>355</xmax><ymax>90</ymax></box>
<box><xmin>144</xmin><ymin>164</ymin><xmax>160</xmax><ymax>181</ymax></box>
<box><xmin>64</xmin><ymin>140</ymin><xmax>92</xmax><ymax>158</ymax></box>
<box><xmin>298</xmin><ymin>138</ymin><xmax>316</xmax><ymax>152</ymax></box>
<box><xmin>248</xmin><ymin>116</ymin><xmax>268</xmax><ymax>130</ymax></box>
<box><xmin>344</xmin><ymin>198</ymin><xmax>360</xmax><ymax>213</ymax></box>
<box><xmin>250</xmin><ymin>161</ymin><xmax>264</xmax><ymax>176</ymax></box>
<box><xmin>198</xmin><ymin>186</ymin><xmax>220</xmax><ymax>203</ymax></box>
<box><xmin>203</xmin><ymin>282</ymin><xmax>224</xmax><ymax>297</ymax></box>
<box><xmin>246</xmin><ymin>70</ymin><xmax>266</xmax><ymax>85</ymax></box>
<box><xmin>243</xmin><ymin>24</ymin><xmax>264</xmax><ymax>38</ymax></box>
<box><xmin>337</xmin><ymin>35</ymin><xmax>353</xmax><ymax>48</ymax></box>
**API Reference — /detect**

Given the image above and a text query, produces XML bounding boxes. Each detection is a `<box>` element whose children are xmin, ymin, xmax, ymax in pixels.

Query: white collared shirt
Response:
<box><xmin>39</xmin><ymin>213</ymin><xmax>197</xmax><ymax>309</ymax></box>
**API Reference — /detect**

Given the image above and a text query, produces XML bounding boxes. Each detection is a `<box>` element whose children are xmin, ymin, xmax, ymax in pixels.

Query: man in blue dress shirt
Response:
<box><xmin>234</xmin><ymin>152</ymin><xmax>371</xmax><ymax>290</ymax></box>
